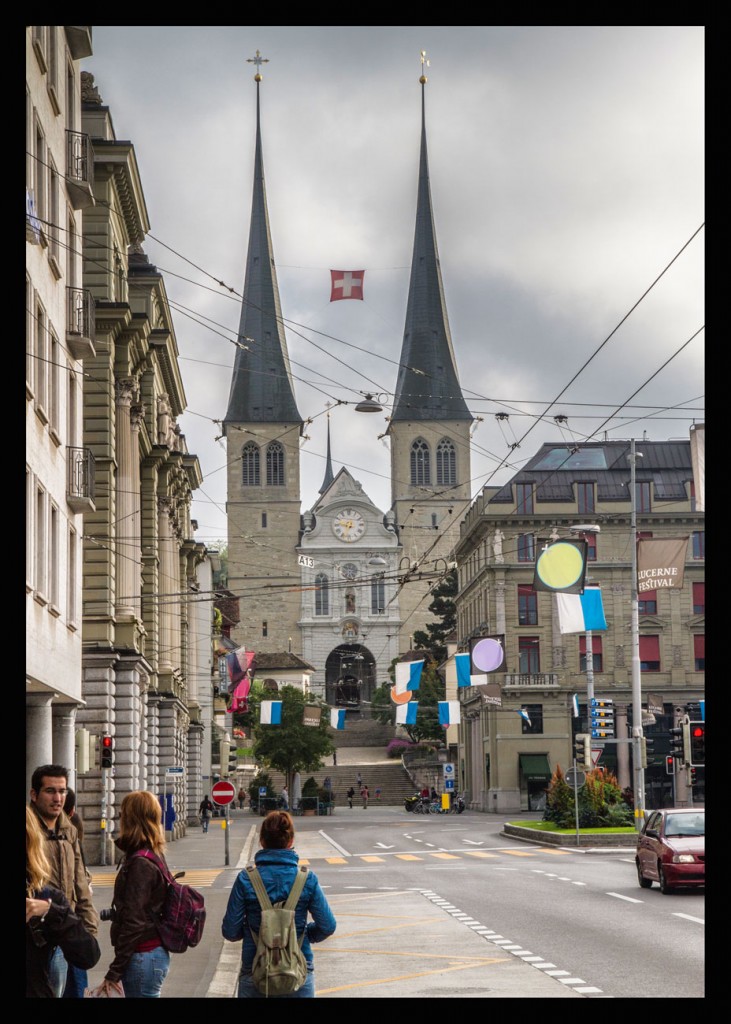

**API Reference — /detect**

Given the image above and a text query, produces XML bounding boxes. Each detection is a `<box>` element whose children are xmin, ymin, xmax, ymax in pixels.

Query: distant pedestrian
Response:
<box><xmin>199</xmin><ymin>795</ymin><xmax>214</xmax><ymax>833</ymax></box>
<box><xmin>238</xmin><ymin>787</ymin><xmax>246</xmax><ymax>810</ymax></box>
<box><xmin>361</xmin><ymin>785</ymin><xmax>369</xmax><ymax>809</ymax></box>
<box><xmin>280</xmin><ymin>786</ymin><xmax>289</xmax><ymax>810</ymax></box>
<box><xmin>430</xmin><ymin>787</ymin><xmax>438</xmax><ymax>802</ymax></box>
<box><xmin>347</xmin><ymin>787</ymin><xmax>355</xmax><ymax>809</ymax></box>
<box><xmin>375</xmin><ymin>786</ymin><xmax>381</xmax><ymax>802</ymax></box>
<box><xmin>332</xmin><ymin>750</ymin><xmax>337</xmax><ymax>766</ymax></box>
<box><xmin>356</xmin><ymin>772</ymin><xmax>362</xmax><ymax>788</ymax></box>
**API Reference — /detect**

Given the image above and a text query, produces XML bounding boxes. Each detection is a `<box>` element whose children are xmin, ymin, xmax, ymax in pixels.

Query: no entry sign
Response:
<box><xmin>211</xmin><ymin>779</ymin><xmax>236</xmax><ymax>806</ymax></box>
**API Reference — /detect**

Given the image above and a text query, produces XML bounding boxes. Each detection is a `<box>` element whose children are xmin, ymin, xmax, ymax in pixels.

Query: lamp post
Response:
<box><xmin>629</xmin><ymin>438</ymin><xmax>645</xmax><ymax>829</ymax></box>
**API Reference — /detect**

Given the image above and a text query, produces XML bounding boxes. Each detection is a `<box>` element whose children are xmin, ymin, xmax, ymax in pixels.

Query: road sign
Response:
<box><xmin>565</xmin><ymin>769</ymin><xmax>586</xmax><ymax>787</ymax></box>
<box><xmin>211</xmin><ymin>779</ymin><xmax>236</xmax><ymax>805</ymax></box>
<box><xmin>591</xmin><ymin>748</ymin><xmax>603</xmax><ymax>766</ymax></box>
<box><xmin>166</xmin><ymin>766</ymin><xmax>184</xmax><ymax>775</ymax></box>
<box><xmin>443</xmin><ymin>763</ymin><xmax>455</xmax><ymax>780</ymax></box>
<box><xmin>298</xmin><ymin>554</ymin><xmax>314</xmax><ymax>568</ymax></box>
<box><xmin>444</xmin><ymin>779</ymin><xmax>455</xmax><ymax>791</ymax></box>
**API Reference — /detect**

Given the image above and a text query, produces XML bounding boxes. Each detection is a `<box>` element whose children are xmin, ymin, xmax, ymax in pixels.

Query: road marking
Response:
<box><xmin>395</xmin><ymin>854</ymin><xmax>423</xmax><ymax>861</ymax></box>
<box><xmin>607</xmin><ymin>892</ymin><xmax>643</xmax><ymax>903</ymax></box>
<box><xmin>360</xmin><ymin>856</ymin><xmax>386</xmax><ymax>863</ymax></box>
<box><xmin>464</xmin><ymin>851</ymin><xmax>500</xmax><ymax>858</ymax></box>
<box><xmin>674</xmin><ymin>913</ymin><xmax>704</xmax><ymax>924</ymax></box>
<box><xmin>430</xmin><ymin>852</ymin><xmax>460</xmax><ymax>859</ymax></box>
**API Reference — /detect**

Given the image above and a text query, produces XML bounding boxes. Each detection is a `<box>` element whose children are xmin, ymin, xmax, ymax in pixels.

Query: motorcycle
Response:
<box><xmin>403</xmin><ymin>795</ymin><xmax>420</xmax><ymax>812</ymax></box>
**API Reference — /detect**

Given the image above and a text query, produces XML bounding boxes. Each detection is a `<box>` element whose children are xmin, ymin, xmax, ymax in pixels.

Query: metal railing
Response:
<box><xmin>66</xmin><ymin>129</ymin><xmax>93</xmax><ymax>188</ymax></box>
<box><xmin>66</xmin><ymin>286</ymin><xmax>95</xmax><ymax>341</ymax></box>
<box><xmin>67</xmin><ymin>446</ymin><xmax>95</xmax><ymax>504</ymax></box>
<box><xmin>503</xmin><ymin>673</ymin><xmax>559</xmax><ymax>688</ymax></box>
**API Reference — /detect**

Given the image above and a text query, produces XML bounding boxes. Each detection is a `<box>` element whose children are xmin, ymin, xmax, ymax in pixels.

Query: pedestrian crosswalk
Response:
<box><xmin>89</xmin><ymin>847</ymin><xmax>573</xmax><ymax>887</ymax></box>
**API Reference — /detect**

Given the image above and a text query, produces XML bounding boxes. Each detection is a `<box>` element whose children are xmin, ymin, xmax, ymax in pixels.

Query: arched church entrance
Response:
<box><xmin>325</xmin><ymin>643</ymin><xmax>376</xmax><ymax>711</ymax></box>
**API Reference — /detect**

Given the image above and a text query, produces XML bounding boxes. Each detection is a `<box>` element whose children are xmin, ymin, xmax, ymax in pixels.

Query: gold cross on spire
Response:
<box><xmin>247</xmin><ymin>50</ymin><xmax>269</xmax><ymax>80</ymax></box>
<box><xmin>419</xmin><ymin>50</ymin><xmax>430</xmax><ymax>84</ymax></box>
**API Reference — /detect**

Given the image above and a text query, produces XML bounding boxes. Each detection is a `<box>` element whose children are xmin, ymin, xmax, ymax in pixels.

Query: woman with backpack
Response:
<box><xmin>89</xmin><ymin>791</ymin><xmax>171</xmax><ymax>998</ymax></box>
<box><xmin>222</xmin><ymin>810</ymin><xmax>336</xmax><ymax>998</ymax></box>
<box><xmin>199</xmin><ymin>795</ymin><xmax>214</xmax><ymax>833</ymax></box>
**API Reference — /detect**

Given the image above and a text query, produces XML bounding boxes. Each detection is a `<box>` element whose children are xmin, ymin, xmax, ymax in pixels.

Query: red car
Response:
<box><xmin>636</xmin><ymin>807</ymin><xmax>705</xmax><ymax>894</ymax></box>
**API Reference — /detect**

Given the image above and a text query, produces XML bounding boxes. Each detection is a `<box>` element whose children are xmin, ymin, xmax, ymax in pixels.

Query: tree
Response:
<box><xmin>371</xmin><ymin>660</ymin><xmax>446</xmax><ymax>744</ymax></box>
<box><xmin>249</xmin><ymin>686</ymin><xmax>335</xmax><ymax>794</ymax></box>
<box><xmin>411</xmin><ymin>569</ymin><xmax>457</xmax><ymax>665</ymax></box>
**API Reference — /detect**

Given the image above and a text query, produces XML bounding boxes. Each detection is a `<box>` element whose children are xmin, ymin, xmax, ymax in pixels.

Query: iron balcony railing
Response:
<box><xmin>66</xmin><ymin>286</ymin><xmax>95</xmax><ymax>341</ymax></box>
<box><xmin>67</xmin><ymin>446</ymin><xmax>95</xmax><ymax>505</ymax></box>
<box><xmin>66</xmin><ymin>129</ymin><xmax>93</xmax><ymax>189</ymax></box>
<box><xmin>503</xmin><ymin>673</ymin><xmax>559</xmax><ymax>688</ymax></box>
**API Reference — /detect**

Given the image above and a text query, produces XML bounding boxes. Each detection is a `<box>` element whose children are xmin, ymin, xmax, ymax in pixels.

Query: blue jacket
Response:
<box><xmin>222</xmin><ymin>847</ymin><xmax>336</xmax><ymax>970</ymax></box>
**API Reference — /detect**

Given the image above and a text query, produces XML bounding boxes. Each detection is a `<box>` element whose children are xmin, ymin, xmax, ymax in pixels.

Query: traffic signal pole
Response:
<box><xmin>629</xmin><ymin>439</ymin><xmax>646</xmax><ymax>830</ymax></box>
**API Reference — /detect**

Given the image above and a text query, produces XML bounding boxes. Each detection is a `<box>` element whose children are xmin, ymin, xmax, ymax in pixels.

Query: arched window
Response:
<box><xmin>266</xmin><ymin>441</ymin><xmax>284</xmax><ymax>486</ymax></box>
<box><xmin>242</xmin><ymin>442</ymin><xmax>260</xmax><ymax>486</ymax></box>
<box><xmin>436</xmin><ymin>437</ymin><xmax>456</xmax><ymax>486</ymax></box>
<box><xmin>315</xmin><ymin>573</ymin><xmax>329</xmax><ymax>616</ymax></box>
<box><xmin>410</xmin><ymin>439</ymin><xmax>431</xmax><ymax>485</ymax></box>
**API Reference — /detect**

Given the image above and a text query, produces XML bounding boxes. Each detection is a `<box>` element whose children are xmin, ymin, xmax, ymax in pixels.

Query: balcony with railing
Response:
<box><xmin>66</xmin><ymin>129</ymin><xmax>94</xmax><ymax>209</ymax></box>
<box><xmin>66</xmin><ymin>286</ymin><xmax>96</xmax><ymax>360</ymax></box>
<box><xmin>502</xmin><ymin>673</ymin><xmax>559</xmax><ymax>689</ymax></box>
<box><xmin>67</xmin><ymin>446</ymin><xmax>96</xmax><ymax>513</ymax></box>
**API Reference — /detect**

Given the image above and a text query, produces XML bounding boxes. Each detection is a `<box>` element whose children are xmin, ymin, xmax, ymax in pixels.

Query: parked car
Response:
<box><xmin>636</xmin><ymin>807</ymin><xmax>705</xmax><ymax>894</ymax></box>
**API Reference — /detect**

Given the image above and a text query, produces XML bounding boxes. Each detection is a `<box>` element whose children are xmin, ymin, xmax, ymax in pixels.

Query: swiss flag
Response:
<box><xmin>330</xmin><ymin>269</ymin><xmax>365</xmax><ymax>301</ymax></box>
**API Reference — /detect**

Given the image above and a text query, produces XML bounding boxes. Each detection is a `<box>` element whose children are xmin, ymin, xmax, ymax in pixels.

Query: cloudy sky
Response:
<box><xmin>83</xmin><ymin>26</ymin><xmax>704</xmax><ymax>546</ymax></box>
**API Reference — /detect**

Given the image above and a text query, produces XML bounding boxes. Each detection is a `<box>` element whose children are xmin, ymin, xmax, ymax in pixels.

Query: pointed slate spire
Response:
<box><xmin>224</xmin><ymin>66</ymin><xmax>302</xmax><ymax>427</ymax></box>
<box><xmin>318</xmin><ymin>414</ymin><xmax>335</xmax><ymax>494</ymax></box>
<box><xmin>391</xmin><ymin>69</ymin><xmax>472</xmax><ymax>423</ymax></box>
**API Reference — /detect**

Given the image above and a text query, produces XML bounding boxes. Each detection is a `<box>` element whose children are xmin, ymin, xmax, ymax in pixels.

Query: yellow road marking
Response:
<box><xmin>360</xmin><ymin>856</ymin><xmax>385</xmax><ymax>862</ymax></box>
<box><xmin>502</xmin><ymin>849</ymin><xmax>537</xmax><ymax>857</ymax></box>
<box><xmin>395</xmin><ymin>854</ymin><xmax>423</xmax><ymax>861</ymax></box>
<box><xmin>324</xmin><ymin>857</ymin><xmax>348</xmax><ymax>864</ymax></box>
<box><xmin>463</xmin><ymin>851</ymin><xmax>500</xmax><ymax>858</ymax></box>
<box><xmin>430</xmin><ymin>852</ymin><xmax>460</xmax><ymax>859</ymax></box>
<box><xmin>315</xmin><ymin>953</ymin><xmax>510</xmax><ymax>995</ymax></box>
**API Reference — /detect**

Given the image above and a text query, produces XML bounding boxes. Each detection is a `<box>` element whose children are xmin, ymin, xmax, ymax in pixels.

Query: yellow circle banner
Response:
<box><xmin>535</xmin><ymin>541</ymin><xmax>585</xmax><ymax>590</ymax></box>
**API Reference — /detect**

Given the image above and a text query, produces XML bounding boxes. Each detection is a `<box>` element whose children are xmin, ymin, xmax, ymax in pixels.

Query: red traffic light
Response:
<box><xmin>101</xmin><ymin>734</ymin><xmax>114</xmax><ymax>768</ymax></box>
<box><xmin>102</xmin><ymin>735</ymin><xmax>113</xmax><ymax>748</ymax></box>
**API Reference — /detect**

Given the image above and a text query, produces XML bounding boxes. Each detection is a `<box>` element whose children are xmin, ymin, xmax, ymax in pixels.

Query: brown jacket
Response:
<box><xmin>30</xmin><ymin>803</ymin><xmax>99</xmax><ymax>936</ymax></box>
<box><xmin>106</xmin><ymin>844</ymin><xmax>168</xmax><ymax>982</ymax></box>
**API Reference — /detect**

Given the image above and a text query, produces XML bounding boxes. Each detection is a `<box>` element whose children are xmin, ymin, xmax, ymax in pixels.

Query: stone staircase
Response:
<box><xmin>257</xmin><ymin>761</ymin><xmax>416</xmax><ymax>807</ymax></box>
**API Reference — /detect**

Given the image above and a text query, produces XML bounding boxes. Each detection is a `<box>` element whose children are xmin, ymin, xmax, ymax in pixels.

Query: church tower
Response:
<box><xmin>223</xmin><ymin>57</ymin><xmax>304</xmax><ymax>654</ymax></box>
<box><xmin>388</xmin><ymin>61</ymin><xmax>473</xmax><ymax>652</ymax></box>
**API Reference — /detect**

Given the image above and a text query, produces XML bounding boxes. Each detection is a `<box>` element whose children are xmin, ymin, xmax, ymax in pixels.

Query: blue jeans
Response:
<box><xmin>63</xmin><ymin>963</ymin><xmax>89</xmax><ymax>997</ymax></box>
<box><xmin>121</xmin><ymin>946</ymin><xmax>170</xmax><ymax>998</ymax></box>
<box><xmin>202</xmin><ymin>817</ymin><xmax>209</xmax><ymax>832</ymax></box>
<box><xmin>237</xmin><ymin>969</ymin><xmax>315</xmax><ymax>999</ymax></box>
<box><xmin>48</xmin><ymin>945</ymin><xmax>68</xmax><ymax>998</ymax></box>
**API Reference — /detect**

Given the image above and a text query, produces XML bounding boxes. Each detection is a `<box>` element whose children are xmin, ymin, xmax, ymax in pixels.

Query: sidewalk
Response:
<box><xmin>86</xmin><ymin>807</ymin><xmax>586</xmax><ymax>998</ymax></box>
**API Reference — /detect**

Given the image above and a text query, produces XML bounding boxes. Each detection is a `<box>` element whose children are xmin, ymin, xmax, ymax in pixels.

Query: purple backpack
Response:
<box><xmin>131</xmin><ymin>849</ymin><xmax>206</xmax><ymax>953</ymax></box>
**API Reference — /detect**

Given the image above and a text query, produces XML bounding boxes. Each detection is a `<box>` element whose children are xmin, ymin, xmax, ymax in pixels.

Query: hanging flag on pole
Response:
<box><xmin>396</xmin><ymin>701</ymin><xmax>418</xmax><ymax>726</ymax></box>
<box><xmin>556</xmin><ymin>586</ymin><xmax>608</xmax><ymax>634</ymax></box>
<box><xmin>230</xmin><ymin>676</ymin><xmax>251</xmax><ymax>713</ymax></box>
<box><xmin>226</xmin><ymin>647</ymin><xmax>255</xmax><ymax>687</ymax></box>
<box><xmin>455</xmin><ymin>652</ymin><xmax>471</xmax><ymax>688</ymax></box>
<box><xmin>330</xmin><ymin>708</ymin><xmax>346</xmax><ymax>730</ymax></box>
<box><xmin>518</xmin><ymin>708</ymin><xmax>532</xmax><ymax>727</ymax></box>
<box><xmin>260</xmin><ymin>701</ymin><xmax>282</xmax><ymax>725</ymax></box>
<box><xmin>572</xmin><ymin>693</ymin><xmax>580</xmax><ymax>718</ymax></box>
<box><xmin>330</xmin><ymin>269</ymin><xmax>365</xmax><ymax>301</ymax></box>
<box><xmin>395</xmin><ymin>660</ymin><xmax>424</xmax><ymax>694</ymax></box>
<box><xmin>438</xmin><ymin>701</ymin><xmax>461</xmax><ymax>727</ymax></box>
<box><xmin>636</xmin><ymin>536</ymin><xmax>689</xmax><ymax>592</ymax></box>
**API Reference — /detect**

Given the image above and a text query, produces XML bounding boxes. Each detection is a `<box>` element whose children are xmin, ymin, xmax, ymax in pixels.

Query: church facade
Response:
<box><xmin>224</xmin><ymin>64</ymin><xmax>472</xmax><ymax>702</ymax></box>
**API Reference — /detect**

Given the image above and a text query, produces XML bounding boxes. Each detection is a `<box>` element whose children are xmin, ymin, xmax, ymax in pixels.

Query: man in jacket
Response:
<box><xmin>30</xmin><ymin>764</ymin><xmax>99</xmax><ymax>996</ymax></box>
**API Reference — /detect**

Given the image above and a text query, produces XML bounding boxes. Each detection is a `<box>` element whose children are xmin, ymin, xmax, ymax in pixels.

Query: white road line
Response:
<box><xmin>607</xmin><ymin>892</ymin><xmax>644</xmax><ymax>903</ymax></box>
<box><xmin>674</xmin><ymin>913</ymin><xmax>704</xmax><ymax>924</ymax></box>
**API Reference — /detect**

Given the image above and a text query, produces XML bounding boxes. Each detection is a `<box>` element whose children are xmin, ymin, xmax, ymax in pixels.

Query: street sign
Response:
<box><xmin>444</xmin><ymin>779</ymin><xmax>455</xmax><ymax>791</ymax></box>
<box><xmin>565</xmin><ymin>769</ymin><xmax>586</xmax><ymax>787</ymax></box>
<box><xmin>298</xmin><ymin>554</ymin><xmax>314</xmax><ymax>568</ymax></box>
<box><xmin>166</xmin><ymin>766</ymin><xmax>184</xmax><ymax>775</ymax></box>
<box><xmin>443</xmin><ymin>763</ymin><xmax>455</xmax><ymax>780</ymax></box>
<box><xmin>211</xmin><ymin>779</ymin><xmax>236</xmax><ymax>805</ymax></box>
<box><xmin>591</xmin><ymin>748</ymin><xmax>603</xmax><ymax>766</ymax></box>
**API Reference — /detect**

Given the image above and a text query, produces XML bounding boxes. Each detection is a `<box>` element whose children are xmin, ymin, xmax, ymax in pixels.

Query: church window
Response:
<box><xmin>242</xmin><ymin>442</ymin><xmax>260</xmax><ymax>486</ymax></box>
<box><xmin>371</xmin><ymin>578</ymin><xmax>385</xmax><ymax>614</ymax></box>
<box><xmin>315</xmin><ymin>573</ymin><xmax>329</xmax><ymax>616</ymax></box>
<box><xmin>436</xmin><ymin>437</ymin><xmax>456</xmax><ymax>485</ymax></box>
<box><xmin>266</xmin><ymin>442</ymin><xmax>284</xmax><ymax>486</ymax></box>
<box><xmin>411</xmin><ymin>439</ymin><xmax>431</xmax><ymax>485</ymax></box>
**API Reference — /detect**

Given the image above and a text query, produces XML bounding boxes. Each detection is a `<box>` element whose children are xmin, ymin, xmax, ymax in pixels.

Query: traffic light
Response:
<box><xmin>669</xmin><ymin>719</ymin><xmax>690</xmax><ymax>764</ymax></box>
<box><xmin>590</xmin><ymin>698</ymin><xmax>615</xmax><ymax>737</ymax></box>
<box><xmin>665</xmin><ymin>755</ymin><xmax>675</xmax><ymax>775</ymax></box>
<box><xmin>688</xmin><ymin>721</ymin><xmax>705</xmax><ymax>766</ymax></box>
<box><xmin>688</xmin><ymin>767</ymin><xmax>698</xmax><ymax>787</ymax></box>
<box><xmin>227</xmin><ymin>743</ymin><xmax>238</xmax><ymax>776</ymax></box>
<box><xmin>100</xmin><ymin>734</ymin><xmax>114</xmax><ymax>769</ymax></box>
<box><xmin>220</xmin><ymin>740</ymin><xmax>238</xmax><ymax>777</ymax></box>
<box><xmin>574</xmin><ymin>733</ymin><xmax>591</xmax><ymax>768</ymax></box>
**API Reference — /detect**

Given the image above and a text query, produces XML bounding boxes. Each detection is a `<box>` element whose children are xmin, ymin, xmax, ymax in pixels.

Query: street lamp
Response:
<box><xmin>569</xmin><ymin>523</ymin><xmax>601</xmax><ymax>704</ymax></box>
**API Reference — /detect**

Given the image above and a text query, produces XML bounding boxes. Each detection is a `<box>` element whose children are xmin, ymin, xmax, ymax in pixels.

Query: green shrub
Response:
<box><xmin>301</xmin><ymin>776</ymin><xmax>319</xmax><ymax>797</ymax></box>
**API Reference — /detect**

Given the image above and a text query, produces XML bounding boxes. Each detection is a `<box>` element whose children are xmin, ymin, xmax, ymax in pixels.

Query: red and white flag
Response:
<box><xmin>330</xmin><ymin>269</ymin><xmax>365</xmax><ymax>301</ymax></box>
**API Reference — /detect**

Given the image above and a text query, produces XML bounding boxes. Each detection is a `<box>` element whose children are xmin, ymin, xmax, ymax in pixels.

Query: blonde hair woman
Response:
<box><xmin>26</xmin><ymin>807</ymin><xmax>100</xmax><ymax>998</ymax></box>
<box><xmin>92</xmin><ymin>791</ymin><xmax>171</xmax><ymax>998</ymax></box>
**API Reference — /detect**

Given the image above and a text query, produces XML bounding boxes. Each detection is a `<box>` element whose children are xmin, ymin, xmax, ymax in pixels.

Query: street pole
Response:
<box><xmin>630</xmin><ymin>438</ymin><xmax>645</xmax><ymax>829</ymax></box>
<box><xmin>585</xmin><ymin>628</ymin><xmax>594</xmax><ymax>704</ymax></box>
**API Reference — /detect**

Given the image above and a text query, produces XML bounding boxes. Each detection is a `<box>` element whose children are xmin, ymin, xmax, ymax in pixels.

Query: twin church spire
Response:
<box><xmin>224</xmin><ymin>52</ymin><xmax>470</xmax><ymax>446</ymax></box>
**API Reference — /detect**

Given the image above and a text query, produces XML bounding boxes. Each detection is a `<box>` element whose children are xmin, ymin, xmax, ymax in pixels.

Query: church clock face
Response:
<box><xmin>333</xmin><ymin>509</ymin><xmax>365</xmax><ymax>543</ymax></box>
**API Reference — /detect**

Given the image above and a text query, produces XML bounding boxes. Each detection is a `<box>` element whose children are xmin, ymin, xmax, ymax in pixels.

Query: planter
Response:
<box><xmin>302</xmin><ymin>809</ymin><xmax>316</xmax><ymax>816</ymax></box>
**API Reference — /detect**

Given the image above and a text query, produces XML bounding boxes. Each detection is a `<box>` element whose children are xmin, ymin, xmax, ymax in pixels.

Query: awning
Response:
<box><xmin>519</xmin><ymin>754</ymin><xmax>552</xmax><ymax>779</ymax></box>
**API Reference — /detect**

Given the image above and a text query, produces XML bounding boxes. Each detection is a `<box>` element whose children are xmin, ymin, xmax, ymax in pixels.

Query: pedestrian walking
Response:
<box><xmin>29</xmin><ymin>764</ymin><xmax>99</xmax><ymax>997</ymax></box>
<box><xmin>92</xmin><ymin>790</ymin><xmax>172</xmax><ymax>998</ymax></box>
<box><xmin>346</xmin><ymin>787</ymin><xmax>355</xmax><ymax>809</ymax></box>
<box><xmin>375</xmin><ymin>786</ymin><xmax>381</xmax><ymax>802</ymax></box>
<box><xmin>332</xmin><ymin>750</ymin><xmax>337</xmax><ymax>766</ymax></box>
<box><xmin>361</xmin><ymin>785</ymin><xmax>369</xmax><ymax>809</ymax></box>
<box><xmin>222</xmin><ymin>810</ymin><xmax>337</xmax><ymax>998</ymax></box>
<box><xmin>199</xmin><ymin>795</ymin><xmax>214</xmax><ymax>833</ymax></box>
<box><xmin>356</xmin><ymin>772</ymin><xmax>362</xmax><ymax>788</ymax></box>
<box><xmin>238</xmin><ymin>787</ymin><xmax>246</xmax><ymax>810</ymax></box>
<box><xmin>26</xmin><ymin>807</ymin><xmax>100</xmax><ymax>998</ymax></box>
<box><xmin>279</xmin><ymin>786</ymin><xmax>289</xmax><ymax>810</ymax></box>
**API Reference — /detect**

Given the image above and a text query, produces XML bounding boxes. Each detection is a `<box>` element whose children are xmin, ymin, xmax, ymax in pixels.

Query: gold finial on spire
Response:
<box><xmin>247</xmin><ymin>49</ymin><xmax>269</xmax><ymax>82</ymax></box>
<box><xmin>419</xmin><ymin>49</ymin><xmax>430</xmax><ymax>84</ymax></box>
